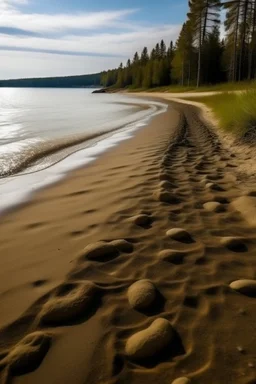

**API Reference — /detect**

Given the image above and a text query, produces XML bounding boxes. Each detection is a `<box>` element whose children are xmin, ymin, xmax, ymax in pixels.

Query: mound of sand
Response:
<box><xmin>158</xmin><ymin>250</ymin><xmax>186</xmax><ymax>265</ymax></box>
<box><xmin>125</xmin><ymin>318</ymin><xmax>174</xmax><ymax>360</ymax></box>
<box><xmin>80</xmin><ymin>239</ymin><xmax>133</xmax><ymax>262</ymax></box>
<box><xmin>220</xmin><ymin>237</ymin><xmax>247</xmax><ymax>252</ymax></box>
<box><xmin>203</xmin><ymin>201</ymin><xmax>224</xmax><ymax>213</ymax></box>
<box><xmin>154</xmin><ymin>189</ymin><xmax>181</xmax><ymax>204</ymax></box>
<box><xmin>166</xmin><ymin>228</ymin><xmax>193</xmax><ymax>243</ymax></box>
<box><xmin>230</xmin><ymin>279</ymin><xmax>256</xmax><ymax>297</ymax></box>
<box><xmin>231</xmin><ymin>196</ymin><xmax>256</xmax><ymax>226</ymax></box>
<box><xmin>110</xmin><ymin>239</ymin><xmax>134</xmax><ymax>253</ymax></box>
<box><xmin>0</xmin><ymin>332</ymin><xmax>51</xmax><ymax>376</ymax></box>
<box><xmin>128</xmin><ymin>214</ymin><xmax>151</xmax><ymax>227</ymax></box>
<box><xmin>127</xmin><ymin>280</ymin><xmax>156</xmax><ymax>310</ymax></box>
<box><xmin>172</xmin><ymin>378</ymin><xmax>191</xmax><ymax>384</ymax></box>
<box><xmin>206</xmin><ymin>182</ymin><xmax>224</xmax><ymax>192</ymax></box>
<box><xmin>40</xmin><ymin>281</ymin><xmax>97</xmax><ymax>325</ymax></box>
<box><xmin>80</xmin><ymin>241</ymin><xmax>118</xmax><ymax>261</ymax></box>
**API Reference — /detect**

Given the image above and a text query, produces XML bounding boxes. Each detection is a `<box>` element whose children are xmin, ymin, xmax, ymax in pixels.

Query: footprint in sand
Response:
<box><xmin>229</xmin><ymin>279</ymin><xmax>256</xmax><ymax>297</ymax></box>
<box><xmin>220</xmin><ymin>237</ymin><xmax>248</xmax><ymax>252</ymax></box>
<box><xmin>0</xmin><ymin>332</ymin><xmax>51</xmax><ymax>376</ymax></box>
<box><xmin>79</xmin><ymin>239</ymin><xmax>133</xmax><ymax>262</ymax></box>
<box><xmin>125</xmin><ymin>318</ymin><xmax>174</xmax><ymax>361</ymax></box>
<box><xmin>166</xmin><ymin>228</ymin><xmax>194</xmax><ymax>244</ymax></box>
<box><xmin>127</xmin><ymin>280</ymin><xmax>157</xmax><ymax>311</ymax></box>
<box><xmin>40</xmin><ymin>281</ymin><xmax>99</xmax><ymax>325</ymax></box>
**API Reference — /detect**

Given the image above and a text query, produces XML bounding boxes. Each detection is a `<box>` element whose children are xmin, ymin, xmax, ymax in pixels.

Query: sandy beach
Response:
<box><xmin>1</xmin><ymin>97</ymin><xmax>256</xmax><ymax>384</ymax></box>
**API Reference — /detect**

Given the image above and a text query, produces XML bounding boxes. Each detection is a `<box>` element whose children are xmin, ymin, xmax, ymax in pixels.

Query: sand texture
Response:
<box><xmin>1</xmin><ymin>100</ymin><xmax>256</xmax><ymax>383</ymax></box>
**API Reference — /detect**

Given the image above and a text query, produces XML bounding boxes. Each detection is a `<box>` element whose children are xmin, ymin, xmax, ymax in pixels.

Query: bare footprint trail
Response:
<box><xmin>1</xmin><ymin>101</ymin><xmax>256</xmax><ymax>384</ymax></box>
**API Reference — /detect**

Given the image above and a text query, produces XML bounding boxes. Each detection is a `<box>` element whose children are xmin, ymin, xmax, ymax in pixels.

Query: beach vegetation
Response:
<box><xmin>183</xmin><ymin>90</ymin><xmax>256</xmax><ymax>136</ymax></box>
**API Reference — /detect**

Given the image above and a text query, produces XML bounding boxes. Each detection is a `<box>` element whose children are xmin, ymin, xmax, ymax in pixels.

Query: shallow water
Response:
<box><xmin>0</xmin><ymin>88</ymin><xmax>156</xmax><ymax>177</ymax></box>
<box><xmin>0</xmin><ymin>88</ymin><xmax>167</xmax><ymax>213</ymax></box>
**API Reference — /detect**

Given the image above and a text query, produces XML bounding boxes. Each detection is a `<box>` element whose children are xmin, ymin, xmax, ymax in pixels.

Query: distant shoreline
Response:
<box><xmin>0</xmin><ymin>72</ymin><xmax>101</xmax><ymax>88</ymax></box>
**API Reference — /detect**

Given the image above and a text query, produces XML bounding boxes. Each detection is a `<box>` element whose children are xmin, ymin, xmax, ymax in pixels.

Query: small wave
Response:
<box><xmin>0</xmin><ymin>100</ymin><xmax>164</xmax><ymax>178</ymax></box>
<box><xmin>0</xmin><ymin>128</ymin><xmax>127</xmax><ymax>177</ymax></box>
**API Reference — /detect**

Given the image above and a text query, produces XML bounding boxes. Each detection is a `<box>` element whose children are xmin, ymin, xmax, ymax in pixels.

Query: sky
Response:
<box><xmin>0</xmin><ymin>0</ymin><xmax>189</xmax><ymax>79</ymax></box>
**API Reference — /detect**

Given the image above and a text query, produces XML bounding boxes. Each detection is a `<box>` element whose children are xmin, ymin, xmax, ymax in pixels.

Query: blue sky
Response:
<box><xmin>0</xmin><ymin>0</ymin><xmax>188</xmax><ymax>79</ymax></box>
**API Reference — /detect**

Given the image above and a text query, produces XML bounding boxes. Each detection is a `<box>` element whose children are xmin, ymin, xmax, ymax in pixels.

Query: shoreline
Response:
<box><xmin>1</xmin><ymin>97</ymin><xmax>256</xmax><ymax>383</ymax></box>
<box><xmin>0</xmin><ymin>98</ymin><xmax>167</xmax><ymax>216</ymax></box>
<box><xmin>0</xmin><ymin>101</ymin><xmax>175</xmax><ymax>327</ymax></box>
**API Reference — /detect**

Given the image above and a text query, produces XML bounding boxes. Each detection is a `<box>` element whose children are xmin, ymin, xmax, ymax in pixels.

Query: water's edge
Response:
<box><xmin>0</xmin><ymin>98</ymin><xmax>168</xmax><ymax>215</ymax></box>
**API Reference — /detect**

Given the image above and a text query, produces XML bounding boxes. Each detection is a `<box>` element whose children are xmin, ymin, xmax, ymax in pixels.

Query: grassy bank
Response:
<box><xmin>126</xmin><ymin>80</ymin><xmax>256</xmax><ymax>94</ymax></box>
<box><xmin>184</xmin><ymin>90</ymin><xmax>256</xmax><ymax>137</ymax></box>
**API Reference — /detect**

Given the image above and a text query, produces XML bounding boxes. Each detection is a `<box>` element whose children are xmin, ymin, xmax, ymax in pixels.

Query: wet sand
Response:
<box><xmin>1</xmin><ymin>99</ymin><xmax>256</xmax><ymax>384</ymax></box>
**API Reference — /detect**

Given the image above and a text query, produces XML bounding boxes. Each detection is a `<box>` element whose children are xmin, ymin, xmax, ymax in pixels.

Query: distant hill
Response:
<box><xmin>0</xmin><ymin>73</ymin><xmax>101</xmax><ymax>88</ymax></box>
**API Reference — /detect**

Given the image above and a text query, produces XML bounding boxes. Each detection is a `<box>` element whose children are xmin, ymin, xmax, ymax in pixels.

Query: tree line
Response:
<box><xmin>101</xmin><ymin>0</ymin><xmax>256</xmax><ymax>88</ymax></box>
<box><xmin>0</xmin><ymin>73</ymin><xmax>101</xmax><ymax>88</ymax></box>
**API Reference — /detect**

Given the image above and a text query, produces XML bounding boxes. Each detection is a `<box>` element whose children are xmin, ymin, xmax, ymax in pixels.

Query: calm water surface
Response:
<box><xmin>0</xmin><ymin>88</ymin><xmax>167</xmax><ymax>212</ymax></box>
<box><xmin>0</xmin><ymin>88</ymin><xmax>163</xmax><ymax>176</ymax></box>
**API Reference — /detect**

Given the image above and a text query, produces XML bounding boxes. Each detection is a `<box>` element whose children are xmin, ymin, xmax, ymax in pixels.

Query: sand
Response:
<box><xmin>1</xmin><ymin>98</ymin><xmax>256</xmax><ymax>383</ymax></box>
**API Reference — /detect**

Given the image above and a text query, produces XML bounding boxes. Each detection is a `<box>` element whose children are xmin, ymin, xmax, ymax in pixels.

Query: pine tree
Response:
<box><xmin>141</xmin><ymin>47</ymin><xmax>149</xmax><ymax>65</ymax></box>
<box><xmin>224</xmin><ymin>0</ymin><xmax>256</xmax><ymax>80</ymax></box>
<box><xmin>188</xmin><ymin>0</ymin><xmax>221</xmax><ymax>87</ymax></box>
<box><xmin>116</xmin><ymin>63</ymin><xmax>124</xmax><ymax>88</ymax></box>
<box><xmin>248</xmin><ymin>0</ymin><xmax>256</xmax><ymax>78</ymax></box>
<box><xmin>224</xmin><ymin>0</ymin><xmax>241</xmax><ymax>81</ymax></box>
<box><xmin>100</xmin><ymin>0</ymin><xmax>256</xmax><ymax>91</ymax></box>
<box><xmin>167</xmin><ymin>41</ymin><xmax>175</xmax><ymax>60</ymax></box>
<box><xmin>133</xmin><ymin>52</ymin><xmax>139</xmax><ymax>64</ymax></box>
<box><xmin>160</xmin><ymin>40</ymin><xmax>167</xmax><ymax>57</ymax></box>
<box><xmin>172</xmin><ymin>21</ymin><xmax>195</xmax><ymax>85</ymax></box>
<box><xmin>155</xmin><ymin>43</ymin><xmax>161</xmax><ymax>60</ymax></box>
<box><xmin>150</xmin><ymin>48</ymin><xmax>156</xmax><ymax>60</ymax></box>
<box><xmin>239</xmin><ymin>0</ymin><xmax>250</xmax><ymax>80</ymax></box>
<box><xmin>167</xmin><ymin>41</ymin><xmax>175</xmax><ymax>83</ymax></box>
<box><xmin>152</xmin><ymin>60</ymin><xmax>161</xmax><ymax>86</ymax></box>
<box><xmin>142</xmin><ymin>62</ymin><xmax>153</xmax><ymax>88</ymax></box>
<box><xmin>201</xmin><ymin>26</ymin><xmax>224</xmax><ymax>83</ymax></box>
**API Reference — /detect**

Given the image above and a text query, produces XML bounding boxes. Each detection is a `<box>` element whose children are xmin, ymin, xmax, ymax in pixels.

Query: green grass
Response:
<box><xmin>183</xmin><ymin>90</ymin><xmax>256</xmax><ymax>136</ymax></box>
<box><xmin>125</xmin><ymin>80</ymin><xmax>256</xmax><ymax>93</ymax></box>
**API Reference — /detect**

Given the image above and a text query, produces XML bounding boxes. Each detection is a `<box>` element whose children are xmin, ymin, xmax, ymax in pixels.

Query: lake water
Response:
<box><xmin>0</xmin><ymin>88</ymin><xmax>167</xmax><ymax>213</ymax></box>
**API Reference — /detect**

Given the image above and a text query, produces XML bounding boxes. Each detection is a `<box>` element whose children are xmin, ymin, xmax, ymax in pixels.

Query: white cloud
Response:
<box><xmin>0</xmin><ymin>1</ymin><xmax>138</xmax><ymax>33</ymax></box>
<box><xmin>0</xmin><ymin>0</ymin><xmax>28</xmax><ymax>12</ymax></box>
<box><xmin>0</xmin><ymin>25</ymin><xmax>180</xmax><ymax>56</ymax></box>
<box><xmin>0</xmin><ymin>50</ymin><xmax>124</xmax><ymax>79</ymax></box>
<box><xmin>0</xmin><ymin>0</ymin><xmax>181</xmax><ymax>78</ymax></box>
<box><xmin>2</xmin><ymin>11</ymin><xmax>139</xmax><ymax>33</ymax></box>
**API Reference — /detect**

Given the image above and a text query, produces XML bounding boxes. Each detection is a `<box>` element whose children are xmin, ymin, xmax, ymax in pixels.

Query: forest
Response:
<box><xmin>0</xmin><ymin>73</ymin><xmax>101</xmax><ymax>88</ymax></box>
<box><xmin>100</xmin><ymin>0</ymin><xmax>256</xmax><ymax>89</ymax></box>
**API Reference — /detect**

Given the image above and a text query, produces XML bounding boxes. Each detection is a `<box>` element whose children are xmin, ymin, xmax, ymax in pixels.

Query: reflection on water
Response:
<box><xmin>0</xmin><ymin>88</ymin><xmax>154</xmax><ymax>177</ymax></box>
<box><xmin>0</xmin><ymin>89</ymin><xmax>167</xmax><ymax>213</ymax></box>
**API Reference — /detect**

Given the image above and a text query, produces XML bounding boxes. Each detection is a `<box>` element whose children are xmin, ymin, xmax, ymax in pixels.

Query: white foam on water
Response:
<box><xmin>0</xmin><ymin>99</ymin><xmax>167</xmax><ymax>214</ymax></box>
